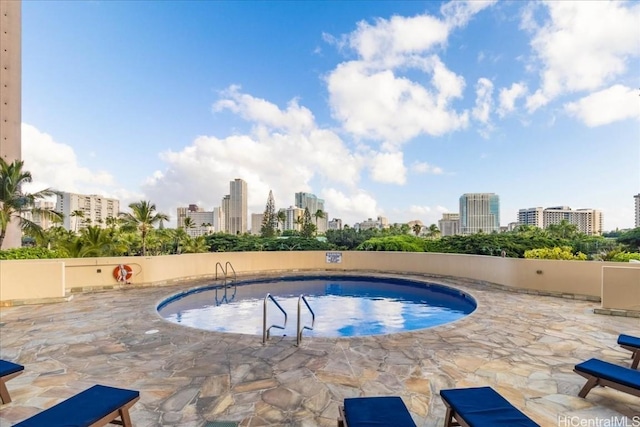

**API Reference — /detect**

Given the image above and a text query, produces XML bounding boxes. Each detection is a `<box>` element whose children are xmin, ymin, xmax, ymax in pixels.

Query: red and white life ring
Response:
<box><xmin>113</xmin><ymin>264</ymin><xmax>133</xmax><ymax>283</ymax></box>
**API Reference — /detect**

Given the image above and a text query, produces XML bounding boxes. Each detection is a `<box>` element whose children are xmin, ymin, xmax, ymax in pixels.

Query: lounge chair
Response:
<box><xmin>337</xmin><ymin>396</ymin><xmax>416</xmax><ymax>427</ymax></box>
<box><xmin>439</xmin><ymin>386</ymin><xmax>540</xmax><ymax>427</ymax></box>
<box><xmin>574</xmin><ymin>358</ymin><xmax>640</xmax><ymax>399</ymax></box>
<box><xmin>13</xmin><ymin>384</ymin><xmax>140</xmax><ymax>427</ymax></box>
<box><xmin>0</xmin><ymin>359</ymin><xmax>24</xmax><ymax>404</ymax></box>
<box><xmin>618</xmin><ymin>334</ymin><xmax>640</xmax><ymax>369</ymax></box>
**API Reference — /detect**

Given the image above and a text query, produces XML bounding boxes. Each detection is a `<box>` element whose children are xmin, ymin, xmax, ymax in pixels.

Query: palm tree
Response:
<box><xmin>70</xmin><ymin>209</ymin><xmax>84</xmax><ymax>233</ymax></box>
<box><xmin>119</xmin><ymin>200</ymin><xmax>169</xmax><ymax>256</ymax></box>
<box><xmin>313</xmin><ymin>209</ymin><xmax>325</xmax><ymax>236</ymax></box>
<box><xmin>412</xmin><ymin>223</ymin><xmax>422</xmax><ymax>236</ymax></box>
<box><xmin>183</xmin><ymin>217</ymin><xmax>196</xmax><ymax>231</ymax></box>
<box><xmin>426</xmin><ymin>224</ymin><xmax>440</xmax><ymax>240</ymax></box>
<box><xmin>0</xmin><ymin>158</ymin><xmax>61</xmax><ymax>248</ymax></box>
<box><xmin>276</xmin><ymin>210</ymin><xmax>286</xmax><ymax>234</ymax></box>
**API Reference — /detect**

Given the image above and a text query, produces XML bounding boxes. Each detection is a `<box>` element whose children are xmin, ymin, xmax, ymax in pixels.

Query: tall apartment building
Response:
<box><xmin>355</xmin><ymin>216</ymin><xmax>389</xmax><ymax>231</ymax></box>
<box><xmin>0</xmin><ymin>0</ymin><xmax>22</xmax><ymax>248</ymax></box>
<box><xmin>459</xmin><ymin>193</ymin><xmax>500</xmax><ymax>234</ymax></box>
<box><xmin>32</xmin><ymin>201</ymin><xmax>57</xmax><ymax>230</ymax></box>
<box><xmin>250</xmin><ymin>213</ymin><xmax>264</xmax><ymax>235</ymax></box>
<box><xmin>55</xmin><ymin>192</ymin><xmax>119</xmax><ymax>232</ymax></box>
<box><xmin>226</xmin><ymin>179</ymin><xmax>247</xmax><ymax>235</ymax></box>
<box><xmin>294</xmin><ymin>192</ymin><xmax>328</xmax><ymax>233</ymax></box>
<box><xmin>177</xmin><ymin>204</ymin><xmax>223</xmax><ymax>237</ymax></box>
<box><xmin>176</xmin><ymin>204</ymin><xmax>202</xmax><ymax>228</ymax></box>
<box><xmin>518</xmin><ymin>206</ymin><xmax>603</xmax><ymax>235</ymax></box>
<box><xmin>438</xmin><ymin>213</ymin><xmax>460</xmax><ymax>237</ymax></box>
<box><xmin>283</xmin><ymin>206</ymin><xmax>304</xmax><ymax>232</ymax></box>
<box><xmin>328</xmin><ymin>218</ymin><xmax>343</xmax><ymax>230</ymax></box>
<box><xmin>518</xmin><ymin>207</ymin><xmax>544</xmax><ymax>228</ymax></box>
<box><xmin>635</xmin><ymin>194</ymin><xmax>640</xmax><ymax>228</ymax></box>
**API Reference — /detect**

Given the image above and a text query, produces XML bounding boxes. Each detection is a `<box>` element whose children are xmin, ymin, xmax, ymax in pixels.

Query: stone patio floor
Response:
<box><xmin>0</xmin><ymin>273</ymin><xmax>639</xmax><ymax>427</ymax></box>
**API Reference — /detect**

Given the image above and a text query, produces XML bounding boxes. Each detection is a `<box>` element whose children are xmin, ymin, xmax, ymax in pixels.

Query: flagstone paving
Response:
<box><xmin>0</xmin><ymin>273</ymin><xmax>638</xmax><ymax>427</ymax></box>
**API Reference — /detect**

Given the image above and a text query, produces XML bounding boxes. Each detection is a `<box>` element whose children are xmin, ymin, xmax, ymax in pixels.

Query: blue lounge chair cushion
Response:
<box><xmin>343</xmin><ymin>396</ymin><xmax>416</xmax><ymax>427</ymax></box>
<box><xmin>440</xmin><ymin>386</ymin><xmax>539</xmax><ymax>427</ymax></box>
<box><xmin>618</xmin><ymin>334</ymin><xmax>640</xmax><ymax>349</ymax></box>
<box><xmin>14</xmin><ymin>384</ymin><xmax>139</xmax><ymax>427</ymax></box>
<box><xmin>0</xmin><ymin>359</ymin><xmax>24</xmax><ymax>377</ymax></box>
<box><xmin>574</xmin><ymin>358</ymin><xmax>640</xmax><ymax>390</ymax></box>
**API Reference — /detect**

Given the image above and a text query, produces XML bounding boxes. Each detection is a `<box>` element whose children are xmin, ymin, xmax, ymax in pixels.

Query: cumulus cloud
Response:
<box><xmin>497</xmin><ymin>82</ymin><xmax>527</xmax><ymax>117</ymax></box>
<box><xmin>368</xmin><ymin>151</ymin><xmax>406</xmax><ymax>184</ymax></box>
<box><xmin>472</xmin><ymin>78</ymin><xmax>494</xmax><ymax>137</ymax></box>
<box><xmin>142</xmin><ymin>88</ymin><xmax>392</xmax><ymax>226</ymax></box>
<box><xmin>523</xmin><ymin>1</ymin><xmax>640</xmax><ymax>111</ymax></box>
<box><xmin>324</xmin><ymin>2</ymin><xmax>497</xmax><ymax>147</ymax></box>
<box><xmin>21</xmin><ymin>123</ymin><xmax>117</xmax><ymax>196</ymax></box>
<box><xmin>410</xmin><ymin>161</ymin><xmax>443</xmax><ymax>175</ymax></box>
<box><xmin>564</xmin><ymin>84</ymin><xmax>640</xmax><ymax>127</ymax></box>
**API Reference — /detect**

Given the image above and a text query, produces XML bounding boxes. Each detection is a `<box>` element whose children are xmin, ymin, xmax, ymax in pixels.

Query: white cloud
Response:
<box><xmin>324</xmin><ymin>2</ymin><xmax>498</xmax><ymax>147</ymax></box>
<box><xmin>472</xmin><ymin>78</ymin><xmax>494</xmax><ymax>137</ymax></box>
<box><xmin>369</xmin><ymin>151</ymin><xmax>406</xmax><ymax>184</ymax></box>
<box><xmin>142</xmin><ymin>88</ymin><xmax>383</xmax><ymax>226</ymax></box>
<box><xmin>441</xmin><ymin>0</ymin><xmax>497</xmax><ymax>29</ymax></box>
<box><xmin>564</xmin><ymin>84</ymin><xmax>640</xmax><ymax>127</ymax></box>
<box><xmin>524</xmin><ymin>1</ymin><xmax>640</xmax><ymax>111</ymax></box>
<box><xmin>321</xmin><ymin>188</ymin><xmax>379</xmax><ymax>223</ymax></box>
<box><xmin>21</xmin><ymin>123</ymin><xmax>116</xmax><ymax>196</ymax></box>
<box><xmin>497</xmin><ymin>82</ymin><xmax>527</xmax><ymax>117</ymax></box>
<box><xmin>410</xmin><ymin>161</ymin><xmax>444</xmax><ymax>175</ymax></box>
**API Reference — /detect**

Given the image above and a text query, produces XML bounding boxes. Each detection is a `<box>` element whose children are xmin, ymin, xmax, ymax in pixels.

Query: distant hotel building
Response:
<box><xmin>355</xmin><ymin>216</ymin><xmax>389</xmax><ymax>231</ymax></box>
<box><xmin>250</xmin><ymin>213</ymin><xmax>263</xmax><ymax>235</ymax></box>
<box><xmin>518</xmin><ymin>206</ymin><xmax>603</xmax><ymax>235</ymax></box>
<box><xmin>294</xmin><ymin>192</ymin><xmax>328</xmax><ymax>233</ymax></box>
<box><xmin>224</xmin><ymin>179</ymin><xmax>247</xmax><ymax>235</ymax></box>
<box><xmin>328</xmin><ymin>218</ymin><xmax>342</xmax><ymax>230</ymax></box>
<box><xmin>459</xmin><ymin>193</ymin><xmax>500</xmax><ymax>234</ymax></box>
<box><xmin>177</xmin><ymin>204</ymin><xmax>223</xmax><ymax>237</ymax></box>
<box><xmin>635</xmin><ymin>194</ymin><xmax>640</xmax><ymax>228</ymax></box>
<box><xmin>55</xmin><ymin>192</ymin><xmax>119</xmax><ymax>231</ymax></box>
<box><xmin>438</xmin><ymin>213</ymin><xmax>460</xmax><ymax>237</ymax></box>
<box><xmin>281</xmin><ymin>206</ymin><xmax>304</xmax><ymax>232</ymax></box>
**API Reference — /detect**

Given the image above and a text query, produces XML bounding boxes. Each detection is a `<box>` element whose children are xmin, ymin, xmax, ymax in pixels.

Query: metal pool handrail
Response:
<box><xmin>263</xmin><ymin>293</ymin><xmax>287</xmax><ymax>344</ymax></box>
<box><xmin>214</xmin><ymin>262</ymin><xmax>237</xmax><ymax>305</ymax></box>
<box><xmin>296</xmin><ymin>295</ymin><xmax>315</xmax><ymax>346</ymax></box>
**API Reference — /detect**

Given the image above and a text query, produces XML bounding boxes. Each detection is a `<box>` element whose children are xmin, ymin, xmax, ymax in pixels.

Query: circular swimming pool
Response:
<box><xmin>157</xmin><ymin>275</ymin><xmax>476</xmax><ymax>337</ymax></box>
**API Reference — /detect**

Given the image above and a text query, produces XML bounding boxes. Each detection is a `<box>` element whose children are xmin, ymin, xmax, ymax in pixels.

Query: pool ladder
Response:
<box><xmin>263</xmin><ymin>294</ymin><xmax>315</xmax><ymax>346</ymax></box>
<box><xmin>214</xmin><ymin>262</ymin><xmax>237</xmax><ymax>305</ymax></box>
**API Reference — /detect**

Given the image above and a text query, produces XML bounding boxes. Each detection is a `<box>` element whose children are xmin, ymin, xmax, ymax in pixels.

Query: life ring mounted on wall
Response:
<box><xmin>113</xmin><ymin>264</ymin><xmax>133</xmax><ymax>284</ymax></box>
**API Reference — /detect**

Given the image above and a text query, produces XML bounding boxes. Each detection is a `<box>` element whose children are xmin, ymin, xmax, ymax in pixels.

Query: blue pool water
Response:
<box><xmin>157</xmin><ymin>276</ymin><xmax>476</xmax><ymax>337</ymax></box>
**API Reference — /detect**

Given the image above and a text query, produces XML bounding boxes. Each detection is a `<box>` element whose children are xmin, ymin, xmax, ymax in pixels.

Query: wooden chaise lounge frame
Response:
<box><xmin>618</xmin><ymin>334</ymin><xmax>640</xmax><ymax>369</ymax></box>
<box><xmin>0</xmin><ymin>359</ymin><xmax>24</xmax><ymax>404</ymax></box>
<box><xmin>13</xmin><ymin>384</ymin><xmax>140</xmax><ymax>427</ymax></box>
<box><xmin>574</xmin><ymin>358</ymin><xmax>640</xmax><ymax>399</ymax></box>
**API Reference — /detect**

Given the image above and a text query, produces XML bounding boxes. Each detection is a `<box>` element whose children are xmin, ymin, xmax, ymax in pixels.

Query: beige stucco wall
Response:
<box><xmin>1</xmin><ymin>252</ymin><xmax>638</xmax><ymax>310</ymax></box>
<box><xmin>602</xmin><ymin>266</ymin><xmax>640</xmax><ymax>311</ymax></box>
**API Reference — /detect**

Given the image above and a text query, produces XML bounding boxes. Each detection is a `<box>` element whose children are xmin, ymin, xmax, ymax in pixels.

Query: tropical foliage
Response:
<box><xmin>0</xmin><ymin>158</ymin><xmax>62</xmax><ymax>248</ymax></box>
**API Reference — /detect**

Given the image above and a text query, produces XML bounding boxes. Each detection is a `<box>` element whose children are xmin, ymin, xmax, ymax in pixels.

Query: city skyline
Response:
<box><xmin>16</xmin><ymin>1</ymin><xmax>640</xmax><ymax>230</ymax></box>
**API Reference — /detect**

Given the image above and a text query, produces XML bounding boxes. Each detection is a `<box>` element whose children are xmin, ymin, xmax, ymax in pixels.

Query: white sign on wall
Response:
<box><xmin>326</xmin><ymin>252</ymin><xmax>342</xmax><ymax>264</ymax></box>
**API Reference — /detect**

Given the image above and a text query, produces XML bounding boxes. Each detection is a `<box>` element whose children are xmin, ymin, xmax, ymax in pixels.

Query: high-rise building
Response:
<box><xmin>0</xmin><ymin>1</ymin><xmax>22</xmax><ymax>248</ymax></box>
<box><xmin>459</xmin><ymin>193</ymin><xmax>500</xmax><ymax>234</ymax></box>
<box><xmin>328</xmin><ymin>218</ymin><xmax>343</xmax><ymax>230</ymax></box>
<box><xmin>55</xmin><ymin>192</ymin><xmax>119</xmax><ymax>232</ymax></box>
<box><xmin>294</xmin><ymin>191</ymin><xmax>328</xmax><ymax>233</ymax></box>
<box><xmin>251</xmin><ymin>213</ymin><xmax>264</xmax><ymax>235</ymax></box>
<box><xmin>221</xmin><ymin>195</ymin><xmax>230</xmax><ymax>232</ymax></box>
<box><xmin>228</xmin><ymin>179</ymin><xmax>247</xmax><ymax>235</ymax></box>
<box><xmin>178</xmin><ymin>204</ymin><xmax>223</xmax><ymax>236</ymax></box>
<box><xmin>517</xmin><ymin>206</ymin><xmax>603</xmax><ymax>235</ymax></box>
<box><xmin>438</xmin><ymin>213</ymin><xmax>460</xmax><ymax>237</ymax></box>
<box><xmin>518</xmin><ymin>207</ymin><xmax>544</xmax><ymax>228</ymax></box>
<box><xmin>635</xmin><ymin>194</ymin><xmax>640</xmax><ymax>228</ymax></box>
<box><xmin>177</xmin><ymin>204</ymin><xmax>202</xmax><ymax>228</ymax></box>
<box><xmin>283</xmin><ymin>206</ymin><xmax>304</xmax><ymax>231</ymax></box>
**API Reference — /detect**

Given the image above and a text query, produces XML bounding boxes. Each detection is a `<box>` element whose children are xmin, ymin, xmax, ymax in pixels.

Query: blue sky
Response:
<box><xmin>20</xmin><ymin>0</ymin><xmax>640</xmax><ymax>230</ymax></box>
